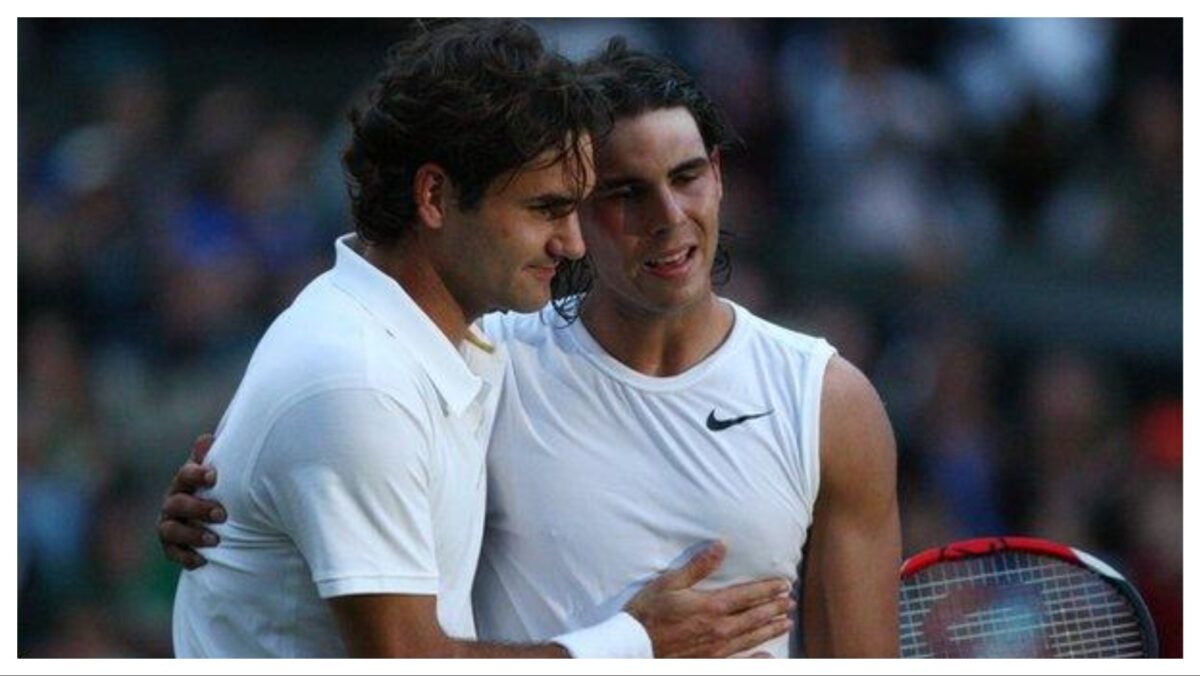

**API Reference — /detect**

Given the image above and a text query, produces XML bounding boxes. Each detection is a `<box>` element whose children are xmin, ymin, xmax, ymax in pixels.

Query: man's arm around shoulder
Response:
<box><xmin>330</xmin><ymin>594</ymin><xmax>570</xmax><ymax>658</ymax></box>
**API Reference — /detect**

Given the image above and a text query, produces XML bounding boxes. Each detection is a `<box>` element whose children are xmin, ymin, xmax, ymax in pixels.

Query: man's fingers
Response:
<box><xmin>705</xmin><ymin>576</ymin><xmax>791</xmax><ymax>615</ymax></box>
<box><xmin>190</xmin><ymin>433</ymin><xmax>215</xmax><ymax>464</ymax></box>
<box><xmin>713</xmin><ymin>595</ymin><xmax>793</xmax><ymax>642</ymax></box>
<box><xmin>696</xmin><ymin>596</ymin><xmax>793</xmax><ymax>658</ymax></box>
<box><xmin>158</xmin><ymin>517</ymin><xmax>220</xmax><ymax>549</ymax></box>
<box><xmin>660</xmin><ymin>540</ymin><xmax>727</xmax><ymax>591</ymax></box>
<box><xmin>678</xmin><ymin>609</ymin><xmax>791</xmax><ymax>659</ymax></box>
<box><xmin>161</xmin><ymin>492</ymin><xmax>225</xmax><ymax>524</ymax></box>
<box><xmin>167</xmin><ymin>462</ymin><xmax>217</xmax><ymax>497</ymax></box>
<box><xmin>164</xmin><ymin>543</ymin><xmax>208</xmax><ymax>570</ymax></box>
<box><xmin>712</xmin><ymin>616</ymin><xmax>792</xmax><ymax>658</ymax></box>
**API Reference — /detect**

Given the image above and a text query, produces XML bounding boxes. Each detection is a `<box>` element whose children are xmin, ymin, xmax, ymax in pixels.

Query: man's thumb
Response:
<box><xmin>662</xmin><ymin>540</ymin><xmax>726</xmax><ymax>590</ymax></box>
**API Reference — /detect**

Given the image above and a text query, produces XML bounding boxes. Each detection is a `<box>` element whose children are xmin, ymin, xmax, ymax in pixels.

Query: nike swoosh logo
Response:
<box><xmin>706</xmin><ymin>409</ymin><xmax>774</xmax><ymax>431</ymax></box>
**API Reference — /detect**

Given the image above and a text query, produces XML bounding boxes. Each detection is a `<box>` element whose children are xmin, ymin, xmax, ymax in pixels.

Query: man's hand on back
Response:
<box><xmin>158</xmin><ymin>433</ymin><xmax>224</xmax><ymax>569</ymax></box>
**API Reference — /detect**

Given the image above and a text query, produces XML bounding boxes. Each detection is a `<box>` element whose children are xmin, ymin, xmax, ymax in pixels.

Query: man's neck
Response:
<box><xmin>579</xmin><ymin>290</ymin><xmax>733</xmax><ymax>378</ymax></box>
<box><xmin>361</xmin><ymin>239</ymin><xmax>473</xmax><ymax>345</ymax></box>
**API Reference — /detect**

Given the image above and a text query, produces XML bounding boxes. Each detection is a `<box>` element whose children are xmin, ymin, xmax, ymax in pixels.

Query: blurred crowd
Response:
<box><xmin>18</xmin><ymin>19</ymin><xmax>1181</xmax><ymax>657</ymax></box>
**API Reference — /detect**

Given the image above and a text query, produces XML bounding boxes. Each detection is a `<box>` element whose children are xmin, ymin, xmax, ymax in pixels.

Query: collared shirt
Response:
<box><xmin>173</xmin><ymin>235</ymin><xmax>503</xmax><ymax>657</ymax></box>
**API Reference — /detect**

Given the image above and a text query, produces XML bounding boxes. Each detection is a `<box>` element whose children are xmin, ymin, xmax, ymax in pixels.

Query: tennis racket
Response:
<box><xmin>899</xmin><ymin>536</ymin><xmax>1158</xmax><ymax>658</ymax></box>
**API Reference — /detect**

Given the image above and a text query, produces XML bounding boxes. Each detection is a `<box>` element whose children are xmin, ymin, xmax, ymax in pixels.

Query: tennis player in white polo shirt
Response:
<box><xmin>167</xmin><ymin>21</ymin><xmax>794</xmax><ymax>659</ymax></box>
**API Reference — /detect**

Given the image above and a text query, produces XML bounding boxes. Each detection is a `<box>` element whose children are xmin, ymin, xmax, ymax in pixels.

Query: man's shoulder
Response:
<box><xmin>727</xmin><ymin>300</ymin><xmax>836</xmax><ymax>362</ymax></box>
<box><xmin>819</xmin><ymin>357</ymin><xmax>880</xmax><ymax>418</ymax></box>
<box><xmin>818</xmin><ymin>356</ymin><xmax>895</xmax><ymax>482</ymax></box>
<box><xmin>245</xmin><ymin>280</ymin><xmax>434</xmax><ymax>415</ymax></box>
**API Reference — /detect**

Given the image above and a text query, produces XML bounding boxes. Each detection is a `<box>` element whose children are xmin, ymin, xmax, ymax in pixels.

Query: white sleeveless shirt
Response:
<box><xmin>473</xmin><ymin>300</ymin><xmax>835</xmax><ymax>657</ymax></box>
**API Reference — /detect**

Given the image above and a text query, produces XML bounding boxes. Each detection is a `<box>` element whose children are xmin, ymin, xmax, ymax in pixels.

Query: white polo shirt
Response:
<box><xmin>173</xmin><ymin>235</ymin><xmax>502</xmax><ymax>657</ymax></box>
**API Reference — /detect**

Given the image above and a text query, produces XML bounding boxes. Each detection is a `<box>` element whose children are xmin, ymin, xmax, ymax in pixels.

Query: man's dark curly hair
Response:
<box><xmin>550</xmin><ymin>36</ymin><xmax>742</xmax><ymax>321</ymax></box>
<box><xmin>581</xmin><ymin>36</ymin><xmax>740</xmax><ymax>156</ymax></box>
<box><xmin>343</xmin><ymin>19</ymin><xmax>609</xmax><ymax>248</ymax></box>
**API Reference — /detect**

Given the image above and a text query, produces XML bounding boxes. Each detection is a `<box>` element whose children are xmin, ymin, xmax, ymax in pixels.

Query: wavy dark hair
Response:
<box><xmin>343</xmin><ymin>19</ymin><xmax>609</xmax><ymax>248</ymax></box>
<box><xmin>550</xmin><ymin>36</ymin><xmax>742</xmax><ymax>322</ymax></box>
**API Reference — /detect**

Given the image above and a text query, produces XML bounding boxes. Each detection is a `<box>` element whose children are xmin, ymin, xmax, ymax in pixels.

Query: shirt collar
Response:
<box><xmin>329</xmin><ymin>234</ymin><xmax>485</xmax><ymax>417</ymax></box>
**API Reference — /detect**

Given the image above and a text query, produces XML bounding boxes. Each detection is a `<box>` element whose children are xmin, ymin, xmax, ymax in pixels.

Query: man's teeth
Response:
<box><xmin>647</xmin><ymin>250</ymin><xmax>689</xmax><ymax>268</ymax></box>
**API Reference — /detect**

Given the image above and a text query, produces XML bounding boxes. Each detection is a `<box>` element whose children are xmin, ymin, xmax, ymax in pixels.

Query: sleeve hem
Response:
<box><xmin>315</xmin><ymin>574</ymin><xmax>439</xmax><ymax>599</ymax></box>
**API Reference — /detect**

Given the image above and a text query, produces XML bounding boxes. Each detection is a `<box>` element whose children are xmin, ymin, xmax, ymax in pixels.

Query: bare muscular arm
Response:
<box><xmin>801</xmin><ymin>355</ymin><xmax>901</xmax><ymax>657</ymax></box>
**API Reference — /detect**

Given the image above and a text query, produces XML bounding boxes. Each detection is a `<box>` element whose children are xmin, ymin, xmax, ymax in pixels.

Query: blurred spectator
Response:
<box><xmin>1013</xmin><ymin>350</ymin><xmax>1131</xmax><ymax>553</ymax></box>
<box><xmin>1124</xmin><ymin>399</ymin><xmax>1183</xmax><ymax>657</ymax></box>
<box><xmin>916</xmin><ymin>321</ymin><xmax>1006</xmax><ymax>538</ymax></box>
<box><xmin>779</xmin><ymin>20</ymin><xmax>1005</xmax><ymax>280</ymax></box>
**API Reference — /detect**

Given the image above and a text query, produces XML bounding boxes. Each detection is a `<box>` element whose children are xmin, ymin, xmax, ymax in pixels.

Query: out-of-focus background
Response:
<box><xmin>17</xmin><ymin>18</ymin><xmax>1182</xmax><ymax>657</ymax></box>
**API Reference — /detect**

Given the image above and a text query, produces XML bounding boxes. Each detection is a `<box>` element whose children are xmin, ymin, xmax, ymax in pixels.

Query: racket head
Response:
<box><xmin>899</xmin><ymin>536</ymin><xmax>1158</xmax><ymax>658</ymax></box>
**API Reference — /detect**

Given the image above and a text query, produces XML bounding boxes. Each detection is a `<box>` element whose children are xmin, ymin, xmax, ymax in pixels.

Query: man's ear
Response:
<box><xmin>413</xmin><ymin>163</ymin><xmax>451</xmax><ymax>229</ymax></box>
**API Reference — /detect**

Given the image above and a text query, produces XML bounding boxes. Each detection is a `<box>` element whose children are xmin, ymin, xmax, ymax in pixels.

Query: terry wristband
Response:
<box><xmin>551</xmin><ymin>611</ymin><xmax>654</xmax><ymax>658</ymax></box>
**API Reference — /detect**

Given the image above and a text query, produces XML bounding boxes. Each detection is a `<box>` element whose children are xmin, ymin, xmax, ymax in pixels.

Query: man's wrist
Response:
<box><xmin>551</xmin><ymin>611</ymin><xmax>654</xmax><ymax>658</ymax></box>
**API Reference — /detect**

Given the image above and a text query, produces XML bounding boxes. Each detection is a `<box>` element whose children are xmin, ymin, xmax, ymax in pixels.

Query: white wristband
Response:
<box><xmin>552</xmin><ymin>612</ymin><xmax>654</xmax><ymax>659</ymax></box>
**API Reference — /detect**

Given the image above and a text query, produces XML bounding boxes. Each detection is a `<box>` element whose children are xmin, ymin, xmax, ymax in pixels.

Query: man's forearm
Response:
<box><xmin>444</xmin><ymin>640</ymin><xmax>568</xmax><ymax>658</ymax></box>
<box><xmin>333</xmin><ymin>595</ymin><xmax>651</xmax><ymax>659</ymax></box>
<box><xmin>340</xmin><ymin>629</ymin><xmax>568</xmax><ymax>658</ymax></box>
<box><xmin>452</xmin><ymin>611</ymin><xmax>653</xmax><ymax>658</ymax></box>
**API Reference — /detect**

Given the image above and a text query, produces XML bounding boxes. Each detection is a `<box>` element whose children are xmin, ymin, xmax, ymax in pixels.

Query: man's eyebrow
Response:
<box><xmin>593</xmin><ymin>176</ymin><xmax>641</xmax><ymax>192</ymax></box>
<box><xmin>596</xmin><ymin>156</ymin><xmax>711</xmax><ymax>190</ymax></box>
<box><xmin>523</xmin><ymin>193</ymin><xmax>578</xmax><ymax>208</ymax></box>
<box><xmin>668</xmin><ymin>156</ymin><xmax>710</xmax><ymax>177</ymax></box>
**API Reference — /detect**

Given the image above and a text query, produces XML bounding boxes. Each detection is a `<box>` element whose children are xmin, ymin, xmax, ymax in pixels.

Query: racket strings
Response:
<box><xmin>899</xmin><ymin>552</ymin><xmax>1150</xmax><ymax>658</ymax></box>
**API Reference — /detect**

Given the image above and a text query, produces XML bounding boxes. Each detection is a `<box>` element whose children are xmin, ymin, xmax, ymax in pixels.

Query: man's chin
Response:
<box><xmin>505</xmin><ymin>289</ymin><xmax>553</xmax><ymax>314</ymax></box>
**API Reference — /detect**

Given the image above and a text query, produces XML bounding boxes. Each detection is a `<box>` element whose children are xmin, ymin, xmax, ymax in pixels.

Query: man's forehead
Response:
<box><xmin>598</xmin><ymin>107</ymin><xmax>706</xmax><ymax>172</ymax></box>
<box><xmin>495</xmin><ymin>147</ymin><xmax>596</xmax><ymax>197</ymax></box>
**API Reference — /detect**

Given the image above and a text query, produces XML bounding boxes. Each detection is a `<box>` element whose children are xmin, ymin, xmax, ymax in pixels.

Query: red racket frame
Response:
<box><xmin>899</xmin><ymin>536</ymin><xmax>1159</xmax><ymax>658</ymax></box>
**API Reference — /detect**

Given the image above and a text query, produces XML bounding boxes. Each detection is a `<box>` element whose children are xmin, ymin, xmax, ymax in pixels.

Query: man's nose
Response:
<box><xmin>549</xmin><ymin>213</ymin><xmax>587</xmax><ymax>260</ymax></box>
